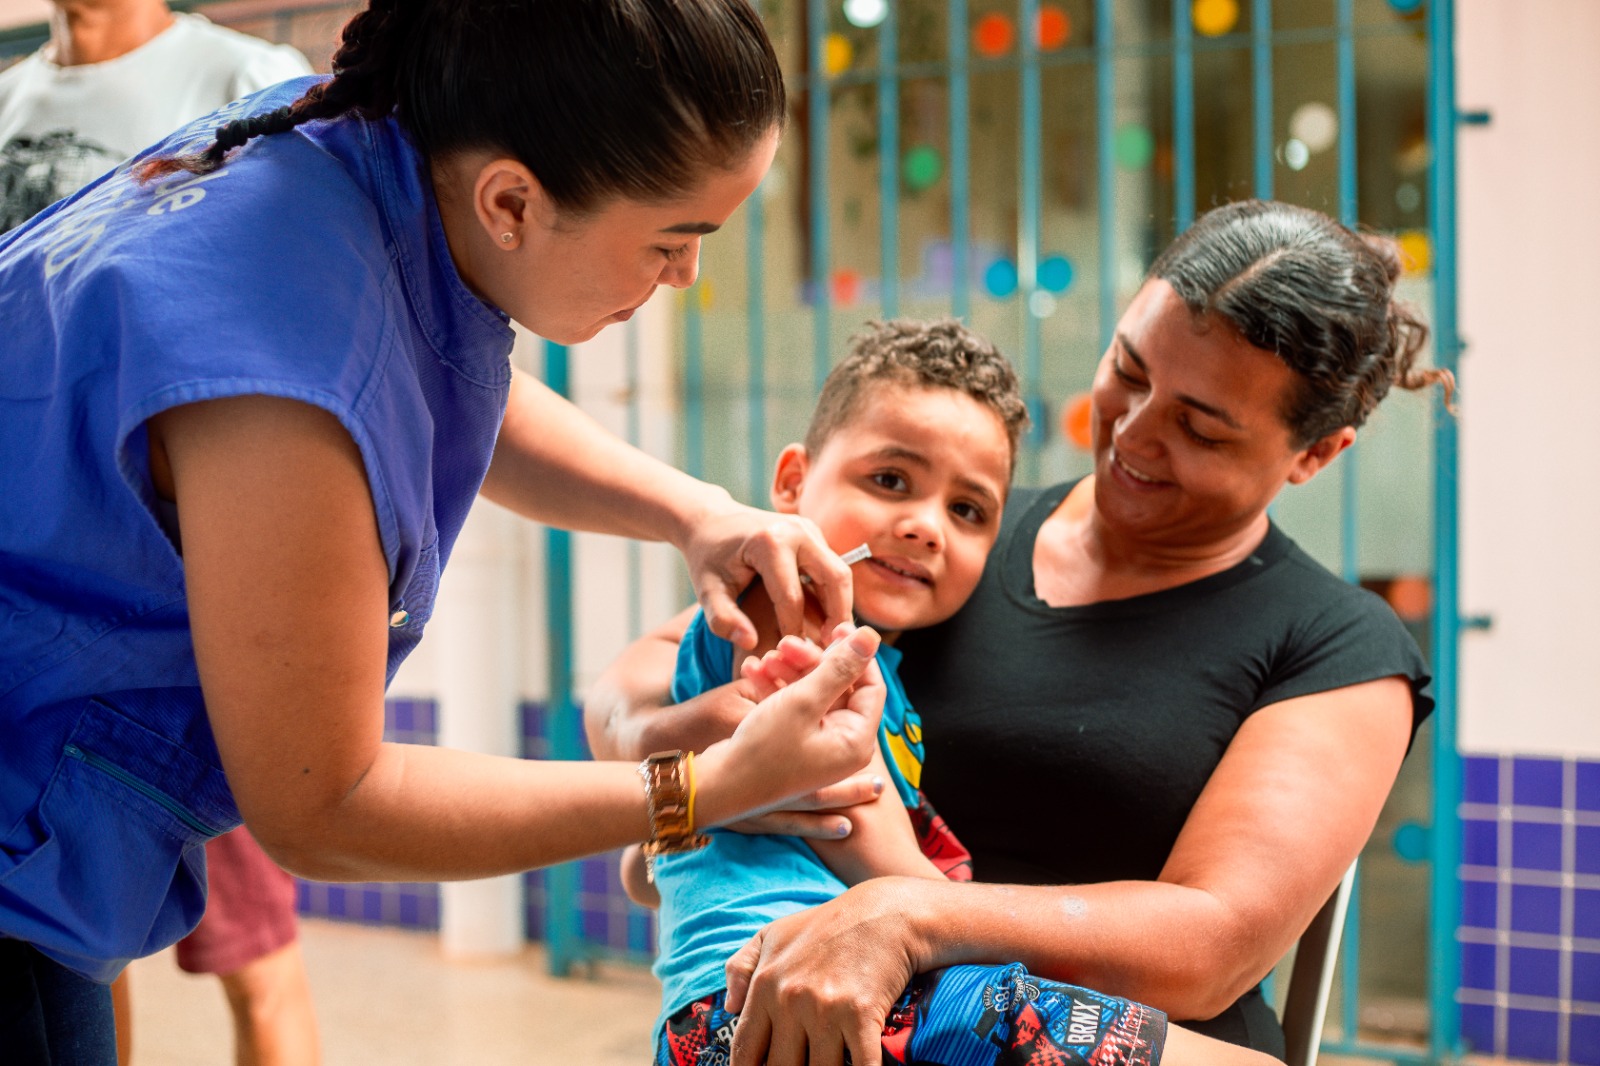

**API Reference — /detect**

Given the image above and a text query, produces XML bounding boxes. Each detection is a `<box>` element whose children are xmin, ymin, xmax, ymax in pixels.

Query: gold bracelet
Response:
<box><xmin>638</xmin><ymin>750</ymin><xmax>711</xmax><ymax>865</ymax></box>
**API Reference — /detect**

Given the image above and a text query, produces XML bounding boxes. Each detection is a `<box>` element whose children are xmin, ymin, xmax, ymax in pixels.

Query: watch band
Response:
<box><xmin>638</xmin><ymin>750</ymin><xmax>711</xmax><ymax>862</ymax></box>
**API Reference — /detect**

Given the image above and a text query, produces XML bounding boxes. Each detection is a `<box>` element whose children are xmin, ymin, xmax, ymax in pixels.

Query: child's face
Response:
<box><xmin>772</xmin><ymin>384</ymin><xmax>1012</xmax><ymax>635</ymax></box>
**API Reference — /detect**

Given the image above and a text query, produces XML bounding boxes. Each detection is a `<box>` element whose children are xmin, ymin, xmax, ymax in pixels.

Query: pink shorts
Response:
<box><xmin>174</xmin><ymin>827</ymin><xmax>299</xmax><ymax>976</ymax></box>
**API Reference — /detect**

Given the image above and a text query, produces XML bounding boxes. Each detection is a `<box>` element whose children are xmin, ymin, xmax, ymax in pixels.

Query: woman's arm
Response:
<box><xmin>584</xmin><ymin>611</ymin><xmax>882</xmax><ymax>838</ymax></box>
<box><xmin>152</xmin><ymin>395</ymin><xmax>884</xmax><ymax>882</ymax></box>
<box><xmin>481</xmin><ymin>367</ymin><xmax>850</xmax><ymax>648</ymax></box>
<box><xmin>724</xmin><ymin>676</ymin><xmax>1413</xmax><ymax>1066</ymax></box>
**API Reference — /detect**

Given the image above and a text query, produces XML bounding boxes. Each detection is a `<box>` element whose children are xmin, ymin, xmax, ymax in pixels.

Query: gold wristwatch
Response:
<box><xmin>638</xmin><ymin>750</ymin><xmax>711</xmax><ymax>864</ymax></box>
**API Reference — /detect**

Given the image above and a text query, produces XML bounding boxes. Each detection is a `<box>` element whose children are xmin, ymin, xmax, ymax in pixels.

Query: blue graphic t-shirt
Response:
<box><xmin>650</xmin><ymin>611</ymin><xmax>924</xmax><ymax>1034</ymax></box>
<box><xmin>0</xmin><ymin>78</ymin><xmax>514</xmax><ymax>980</ymax></box>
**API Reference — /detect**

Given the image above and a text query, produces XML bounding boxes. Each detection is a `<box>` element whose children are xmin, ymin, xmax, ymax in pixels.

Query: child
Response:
<box><xmin>635</xmin><ymin>319</ymin><xmax>1277</xmax><ymax>1066</ymax></box>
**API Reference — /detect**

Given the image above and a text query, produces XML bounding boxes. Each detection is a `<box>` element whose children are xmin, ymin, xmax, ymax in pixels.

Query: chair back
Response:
<box><xmin>1280</xmin><ymin>861</ymin><xmax>1359</xmax><ymax>1066</ymax></box>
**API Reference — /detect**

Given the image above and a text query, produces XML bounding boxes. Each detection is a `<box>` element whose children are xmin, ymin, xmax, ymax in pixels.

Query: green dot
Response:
<box><xmin>1114</xmin><ymin>125</ymin><xmax>1155</xmax><ymax>171</ymax></box>
<box><xmin>903</xmin><ymin>146</ymin><xmax>943</xmax><ymax>191</ymax></box>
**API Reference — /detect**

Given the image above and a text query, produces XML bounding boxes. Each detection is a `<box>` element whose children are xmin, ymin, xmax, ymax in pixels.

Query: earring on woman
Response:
<box><xmin>500</xmin><ymin>232</ymin><xmax>513</xmax><ymax>244</ymax></box>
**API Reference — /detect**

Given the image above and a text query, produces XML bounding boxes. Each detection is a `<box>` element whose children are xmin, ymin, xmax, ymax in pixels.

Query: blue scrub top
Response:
<box><xmin>0</xmin><ymin>78</ymin><xmax>514</xmax><ymax>981</ymax></box>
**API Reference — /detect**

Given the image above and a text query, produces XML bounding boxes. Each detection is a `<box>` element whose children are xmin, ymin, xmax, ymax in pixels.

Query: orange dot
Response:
<box><xmin>974</xmin><ymin>12</ymin><xmax>1014</xmax><ymax>57</ymax></box>
<box><xmin>1036</xmin><ymin>5</ymin><xmax>1070</xmax><ymax>50</ymax></box>
<box><xmin>1061</xmin><ymin>392</ymin><xmax>1094</xmax><ymax>450</ymax></box>
<box><xmin>831</xmin><ymin>269</ymin><xmax>862</xmax><ymax>307</ymax></box>
<box><xmin>1384</xmin><ymin>575</ymin><xmax>1432</xmax><ymax>622</ymax></box>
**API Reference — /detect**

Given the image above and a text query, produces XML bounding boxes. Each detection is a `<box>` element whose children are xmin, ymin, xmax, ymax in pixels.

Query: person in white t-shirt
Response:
<box><xmin>0</xmin><ymin>0</ymin><xmax>310</xmax><ymax>231</ymax></box>
<box><xmin>1</xmin><ymin>7</ymin><xmax>319</xmax><ymax>1061</ymax></box>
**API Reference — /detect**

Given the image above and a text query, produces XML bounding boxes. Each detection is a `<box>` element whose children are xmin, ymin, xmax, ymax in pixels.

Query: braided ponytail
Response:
<box><xmin>140</xmin><ymin>0</ymin><xmax>785</xmax><ymax>212</ymax></box>
<box><xmin>137</xmin><ymin>0</ymin><xmax>409</xmax><ymax>181</ymax></box>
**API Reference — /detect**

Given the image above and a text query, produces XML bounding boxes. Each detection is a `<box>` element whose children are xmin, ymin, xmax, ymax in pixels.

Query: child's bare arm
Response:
<box><xmin>806</xmin><ymin>746</ymin><xmax>945</xmax><ymax>885</ymax></box>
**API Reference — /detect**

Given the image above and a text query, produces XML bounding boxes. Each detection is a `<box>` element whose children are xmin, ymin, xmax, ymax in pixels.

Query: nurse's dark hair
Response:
<box><xmin>137</xmin><ymin>0</ymin><xmax>785</xmax><ymax>212</ymax></box>
<box><xmin>1149</xmin><ymin>199</ymin><xmax>1455</xmax><ymax>446</ymax></box>
<box><xmin>806</xmin><ymin>318</ymin><xmax>1029</xmax><ymax>473</ymax></box>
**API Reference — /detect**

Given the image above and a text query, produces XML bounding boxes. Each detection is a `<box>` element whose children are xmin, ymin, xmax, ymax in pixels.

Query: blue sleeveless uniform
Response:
<box><xmin>0</xmin><ymin>77</ymin><xmax>514</xmax><ymax>981</ymax></box>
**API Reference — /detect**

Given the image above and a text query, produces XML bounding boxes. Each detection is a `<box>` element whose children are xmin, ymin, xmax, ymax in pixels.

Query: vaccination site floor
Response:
<box><xmin>121</xmin><ymin>917</ymin><xmax>1536</xmax><ymax>1066</ymax></box>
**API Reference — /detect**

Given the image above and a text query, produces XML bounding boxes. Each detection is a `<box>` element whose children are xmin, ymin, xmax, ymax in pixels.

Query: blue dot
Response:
<box><xmin>1392</xmin><ymin>821</ymin><xmax>1431</xmax><ymax>863</ymax></box>
<box><xmin>984</xmin><ymin>259</ymin><xmax>1018</xmax><ymax>298</ymax></box>
<box><xmin>1038</xmin><ymin>255</ymin><xmax>1074</xmax><ymax>293</ymax></box>
<box><xmin>1388</xmin><ymin>0</ymin><xmax>1424</xmax><ymax>12</ymax></box>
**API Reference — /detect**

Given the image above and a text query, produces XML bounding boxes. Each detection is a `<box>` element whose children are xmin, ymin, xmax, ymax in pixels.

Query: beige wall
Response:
<box><xmin>1458</xmin><ymin>0</ymin><xmax>1600</xmax><ymax>756</ymax></box>
<box><xmin>0</xmin><ymin>0</ymin><xmax>49</xmax><ymax>32</ymax></box>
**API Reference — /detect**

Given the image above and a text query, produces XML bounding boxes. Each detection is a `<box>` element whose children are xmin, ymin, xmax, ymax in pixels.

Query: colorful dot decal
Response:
<box><xmin>1038</xmin><ymin>255</ymin><xmax>1075</xmax><ymax>293</ymax></box>
<box><xmin>843</xmin><ymin>0</ymin><xmax>888</xmax><ymax>30</ymax></box>
<box><xmin>1388</xmin><ymin>0</ymin><xmax>1425</xmax><ymax>13</ymax></box>
<box><xmin>1061</xmin><ymin>392</ymin><xmax>1094</xmax><ymax>450</ymax></box>
<box><xmin>1036</xmin><ymin>5</ymin><xmax>1071</xmax><ymax>50</ymax></box>
<box><xmin>1289</xmin><ymin>101</ymin><xmax>1339</xmax><ymax>153</ymax></box>
<box><xmin>983</xmin><ymin>259</ymin><xmax>1018</xmax><ymax>298</ymax></box>
<box><xmin>831</xmin><ymin>269</ymin><xmax>863</xmax><ymax>307</ymax></box>
<box><xmin>1114</xmin><ymin>124</ymin><xmax>1155</xmax><ymax>170</ymax></box>
<box><xmin>1397</xmin><ymin>230</ymin><xmax>1433</xmax><ymax>275</ymax></box>
<box><xmin>1192</xmin><ymin>0</ymin><xmax>1239</xmax><ymax>37</ymax></box>
<box><xmin>823</xmin><ymin>33</ymin><xmax>854</xmax><ymax>77</ymax></box>
<box><xmin>902</xmin><ymin>145</ymin><xmax>943</xmax><ymax>191</ymax></box>
<box><xmin>974</xmin><ymin>12</ymin><xmax>1014</xmax><ymax>58</ymax></box>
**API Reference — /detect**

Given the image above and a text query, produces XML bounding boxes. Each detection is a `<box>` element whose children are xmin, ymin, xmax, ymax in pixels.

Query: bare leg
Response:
<box><xmin>217</xmin><ymin>941</ymin><xmax>321</xmax><ymax>1066</ymax></box>
<box><xmin>1163</xmin><ymin>1022</ymin><xmax>1281</xmax><ymax>1065</ymax></box>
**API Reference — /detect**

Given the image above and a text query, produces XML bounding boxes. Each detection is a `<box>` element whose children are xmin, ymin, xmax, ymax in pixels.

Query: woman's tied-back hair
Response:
<box><xmin>139</xmin><ymin>0</ymin><xmax>786</xmax><ymax>213</ymax></box>
<box><xmin>1149</xmin><ymin>199</ymin><xmax>1455</xmax><ymax>446</ymax></box>
<box><xmin>806</xmin><ymin>319</ymin><xmax>1030</xmax><ymax>473</ymax></box>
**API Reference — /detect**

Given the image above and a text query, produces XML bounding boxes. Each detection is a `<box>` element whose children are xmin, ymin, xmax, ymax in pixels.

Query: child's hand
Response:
<box><xmin>734</xmin><ymin>634</ymin><xmax>825</xmax><ymax>701</ymax></box>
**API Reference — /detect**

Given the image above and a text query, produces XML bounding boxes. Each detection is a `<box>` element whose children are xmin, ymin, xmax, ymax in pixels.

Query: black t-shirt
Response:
<box><xmin>895</xmin><ymin>481</ymin><xmax>1433</xmax><ymax>1054</ymax></box>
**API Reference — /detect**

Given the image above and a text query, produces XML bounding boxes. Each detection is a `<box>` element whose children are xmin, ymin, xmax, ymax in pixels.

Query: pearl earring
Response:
<box><xmin>500</xmin><ymin>232</ymin><xmax>513</xmax><ymax>244</ymax></box>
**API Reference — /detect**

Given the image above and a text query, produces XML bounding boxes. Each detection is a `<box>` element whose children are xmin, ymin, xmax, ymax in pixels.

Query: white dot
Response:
<box><xmin>843</xmin><ymin>0</ymin><xmax>887</xmax><ymax>28</ymax></box>
<box><xmin>1284</xmin><ymin>139</ymin><xmax>1311</xmax><ymax>171</ymax></box>
<box><xmin>1395</xmin><ymin>181</ymin><xmax>1422</xmax><ymax>212</ymax></box>
<box><xmin>1289</xmin><ymin>102</ymin><xmax>1339</xmax><ymax>153</ymax></box>
<box><xmin>1029</xmin><ymin>291</ymin><xmax>1058</xmax><ymax>318</ymax></box>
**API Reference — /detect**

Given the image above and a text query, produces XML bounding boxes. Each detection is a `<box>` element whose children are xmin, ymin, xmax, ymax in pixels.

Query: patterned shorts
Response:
<box><xmin>657</xmin><ymin>961</ymin><xmax>1168</xmax><ymax>1066</ymax></box>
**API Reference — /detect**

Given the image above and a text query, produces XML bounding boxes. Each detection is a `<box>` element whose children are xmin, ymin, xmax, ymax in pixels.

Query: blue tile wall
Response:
<box><xmin>520</xmin><ymin>701</ymin><xmax>658</xmax><ymax>961</ymax></box>
<box><xmin>293</xmin><ymin>697</ymin><xmax>658</xmax><ymax>960</ymax></box>
<box><xmin>1459</xmin><ymin>753</ymin><xmax>1600</xmax><ymax>1065</ymax></box>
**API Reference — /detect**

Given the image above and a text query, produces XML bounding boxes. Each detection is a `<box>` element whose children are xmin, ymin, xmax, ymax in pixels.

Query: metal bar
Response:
<box><xmin>747</xmin><ymin>185</ymin><xmax>768</xmax><ymax>504</ymax></box>
<box><xmin>685</xmin><ymin>291</ymin><xmax>706</xmax><ymax>480</ymax></box>
<box><xmin>1337</xmin><ymin>0</ymin><xmax>1360</xmax><ymax>589</ymax></box>
<box><xmin>949</xmin><ymin>0</ymin><xmax>972</xmax><ymax>320</ymax></box>
<box><xmin>1252</xmin><ymin>0</ymin><xmax>1274</xmax><ymax>199</ymax></box>
<box><xmin>1340</xmin><ymin>859</ymin><xmax>1362</xmax><ymax>1046</ymax></box>
<box><xmin>1095</xmin><ymin>0</ymin><xmax>1116</xmax><ymax>350</ymax></box>
<box><xmin>879</xmin><ymin>0</ymin><xmax>900</xmax><ymax>318</ymax></box>
<box><xmin>809</xmin><ymin>0</ymin><xmax>831</xmax><ymax>392</ymax></box>
<box><xmin>1427</xmin><ymin>0</ymin><xmax>1464</xmax><ymax>1059</ymax></box>
<box><xmin>1172</xmin><ymin>0</ymin><xmax>1195</xmax><ymax>230</ymax></box>
<box><xmin>541</xmin><ymin>340</ymin><xmax>584</xmax><ymax>975</ymax></box>
<box><xmin>625</xmin><ymin>321</ymin><xmax>643</xmax><ymax>640</ymax></box>
<box><xmin>1020</xmin><ymin>0</ymin><xmax>1042</xmax><ymax>481</ymax></box>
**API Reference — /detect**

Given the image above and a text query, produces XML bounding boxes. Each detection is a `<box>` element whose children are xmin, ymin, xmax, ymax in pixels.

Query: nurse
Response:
<box><xmin>0</xmin><ymin>1</ymin><xmax>877</xmax><ymax>1060</ymax></box>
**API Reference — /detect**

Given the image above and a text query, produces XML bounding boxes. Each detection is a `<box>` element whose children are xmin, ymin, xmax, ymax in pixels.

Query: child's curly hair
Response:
<box><xmin>805</xmin><ymin>318</ymin><xmax>1029</xmax><ymax>470</ymax></box>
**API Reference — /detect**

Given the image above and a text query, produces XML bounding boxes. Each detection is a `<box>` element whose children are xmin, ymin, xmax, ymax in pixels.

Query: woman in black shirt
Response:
<box><xmin>589</xmin><ymin>199</ymin><xmax>1449</xmax><ymax>1062</ymax></box>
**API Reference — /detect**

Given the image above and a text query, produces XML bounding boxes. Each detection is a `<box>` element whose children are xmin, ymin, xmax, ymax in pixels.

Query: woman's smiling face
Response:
<box><xmin>1089</xmin><ymin>280</ymin><xmax>1351</xmax><ymax>548</ymax></box>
